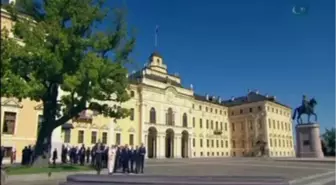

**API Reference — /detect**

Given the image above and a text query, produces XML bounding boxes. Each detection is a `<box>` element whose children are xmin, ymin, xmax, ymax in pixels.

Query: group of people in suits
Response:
<box><xmin>94</xmin><ymin>142</ymin><xmax>146</xmax><ymax>175</ymax></box>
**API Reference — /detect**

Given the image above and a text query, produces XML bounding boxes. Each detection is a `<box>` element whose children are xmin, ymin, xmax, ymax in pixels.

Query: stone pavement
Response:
<box><xmin>5</xmin><ymin>157</ymin><xmax>336</xmax><ymax>185</ymax></box>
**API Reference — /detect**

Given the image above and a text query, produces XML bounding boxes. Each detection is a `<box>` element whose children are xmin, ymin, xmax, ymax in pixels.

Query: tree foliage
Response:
<box><xmin>322</xmin><ymin>127</ymin><xmax>335</xmax><ymax>156</ymax></box>
<box><xmin>1</xmin><ymin>0</ymin><xmax>135</xmax><ymax>164</ymax></box>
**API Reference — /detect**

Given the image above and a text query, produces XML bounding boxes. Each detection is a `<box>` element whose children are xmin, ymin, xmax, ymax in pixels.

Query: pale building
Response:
<box><xmin>223</xmin><ymin>91</ymin><xmax>295</xmax><ymax>157</ymax></box>
<box><xmin>1</xmin><ymin>2</ymin><xmax>296</xmax><ymax>162</ymax></box>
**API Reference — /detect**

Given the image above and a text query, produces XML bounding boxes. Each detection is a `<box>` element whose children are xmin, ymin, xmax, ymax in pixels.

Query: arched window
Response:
<box><xmin>182</xmin><ymin>113</ymin><xmax>188</xmax><ymax>127</ymax></box>
<box><xmin>149</xmin><ymin>107</ymin><xmax>156</xmax><ymax>123</ymax></box>
<box><xmin>166</xmin><ymin>108</ymin><xmax>174</xmax><ymax>125</ymax></box>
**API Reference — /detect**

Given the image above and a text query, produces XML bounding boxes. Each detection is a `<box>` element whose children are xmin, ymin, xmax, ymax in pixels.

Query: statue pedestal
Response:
<box><xmin>295</xmin><ymin>123</ymin><xmax>324</xmax><ymax>158</ymax></box>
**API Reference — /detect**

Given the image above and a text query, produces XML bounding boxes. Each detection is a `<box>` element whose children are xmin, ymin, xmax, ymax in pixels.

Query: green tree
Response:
<box><xmin>322</xmin><ymin>127</ymin><xmax>335</xmax><ymax>156</ymax></box>
<box><xmin>1</xmin><ymin>0</ymin><xmax>135</xmax><ymax>166</ymax></box>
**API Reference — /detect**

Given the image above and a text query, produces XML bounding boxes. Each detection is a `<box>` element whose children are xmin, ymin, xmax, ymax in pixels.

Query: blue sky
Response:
<box><xmin>109</xmin><ymin>0</ymin><xmax>335</xmax><ymax>131</ymax></box>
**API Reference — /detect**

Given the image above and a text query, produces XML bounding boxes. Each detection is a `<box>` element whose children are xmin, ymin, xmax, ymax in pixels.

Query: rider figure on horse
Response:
<box><xmin>302</xmin><ymin>95</ymin><xmax>309</xmax><ymax>111</ymax></box>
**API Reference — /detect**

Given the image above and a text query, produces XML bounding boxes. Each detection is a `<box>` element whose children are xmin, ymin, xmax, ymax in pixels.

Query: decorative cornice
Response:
<box><xmin>128</xmin><ymin>127</ymin><xmax>135</xmax><ymax>133</ymax></box>
<box><xmin>2</xmin><ymin>98</ymin><xmax>23</xmax><ymax>109</ymax></box>
<box><xmin>100</xmin><ymin>125</ymin><xmax>108</xmax><ymax>130</ymax></box>
<box><xmin>34</xmin><ymin>103</ymin><xmax>43</xmax><ymax>110</ymax></box>
<box><xmin>114</xmin><ymin>126</ymin><xmax>122</xmax><ymax>132</ymax></box>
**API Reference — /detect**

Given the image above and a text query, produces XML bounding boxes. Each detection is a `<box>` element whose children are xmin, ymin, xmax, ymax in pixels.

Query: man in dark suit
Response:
<box><xmin>121</xmin><ymin>145</ymin><xmax>130</xmax><ymax>173</ymax></box>
<box><xmin>52</xmin><ymin>148</ymin><xmax>58</xmax><ymax>166</ymax></box>
<box><xmin>134</xmin><ymin>146</ymin><xmax>141</xmax><ymax>174</ymax></box>
<box><xmin>139</xmin><ymin>143</ymin><xmax>146</xmax><ymax>173</ymax></box>
<box><xmin>95</xmin><ymin>142</ymin><xmax>103</xmax><ymax>175</ymax></box>
<box><xmin>129</xmin><ymin>145</ymin><xmax>136</xmax><ymax>173</ymax></box>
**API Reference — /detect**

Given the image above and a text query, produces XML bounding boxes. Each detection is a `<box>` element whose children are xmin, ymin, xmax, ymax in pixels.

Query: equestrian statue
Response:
<box><xmin>292</xmin><ymin>95</ymin><xmax>318</xmax><ymax>125</ymax></box>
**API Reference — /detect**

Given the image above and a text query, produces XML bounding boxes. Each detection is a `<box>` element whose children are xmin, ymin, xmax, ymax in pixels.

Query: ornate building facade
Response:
<box><xmin>1</xmin><ymin>4</ymin><xmax>295</xmax><ymax>163</ymax></box>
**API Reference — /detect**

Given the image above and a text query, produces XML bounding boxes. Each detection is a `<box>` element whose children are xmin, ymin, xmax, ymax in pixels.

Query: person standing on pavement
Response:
<box><xmin>107</xmin><ymin>145</ymin><xmax>117</xmax><ymax>175</ymax></box>
<box><xmin>134</xmin><ymin>146</ymin><xmax>141</xmax><ymax>174</ymax></box>
<box><xmin>121</xmin><ymin>145</ymin><xmax>130</xmax><ymax>173</ymax></box>
<box><xmin>95</xmin><ymin>142</ymin><xmax>103</xmax><ymax>175</ymax></box>
<box><xmin>52</xmin><ymin>148</ymin><xmax>58</xmax><ymax>166</ymax></box>
<box><xmin>139</xmin><ymin>143</ymin><xmax>146</xmax><ymax>173</ymax></box>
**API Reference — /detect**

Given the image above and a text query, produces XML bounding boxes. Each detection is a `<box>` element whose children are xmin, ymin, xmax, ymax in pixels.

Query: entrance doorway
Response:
<box><xmin>147</xmin><ymin>127</ymin><xmax>157</xmax><ymax>158</ymax></box>
<box><xmin>181</xmin><ymin>130</ymin><xmax>189</xmax><ymax>158</ymax></box>
<box><xmin>165</xmin><ymin>129</ymin><xmax>174</xmax><ymax>158</ymax></box>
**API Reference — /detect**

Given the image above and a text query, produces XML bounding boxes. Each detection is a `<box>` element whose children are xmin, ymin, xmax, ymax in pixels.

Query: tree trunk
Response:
<box><xmin>31</xmin><ymin>123</ymin><xmax>54</xmax><ymax>167</ymax></box>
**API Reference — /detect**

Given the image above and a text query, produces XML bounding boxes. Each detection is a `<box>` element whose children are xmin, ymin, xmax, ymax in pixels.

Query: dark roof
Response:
<box><xmin>194</xmin><ymin>94</ymin><xmax>223</xmax><ymax>106</ymax></box>
<box><xmin>149</xmin><ymin>51</ymin><xmax>162</xmax><ymax>58</ymax></box>
<box><xmin>128</xmin><ymin>71</ymin><xmax>182</xmax><ymax>88</ymax></box>
<box><xmin>222</xmin><ymin>92</ymin><xmax>291</xmax><ymax>109</ymax></box>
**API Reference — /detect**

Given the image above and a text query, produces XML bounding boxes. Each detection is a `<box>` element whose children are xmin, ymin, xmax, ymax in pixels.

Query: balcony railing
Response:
<box><xmin>213</xmin><ymin>129</ymin><xmax>223</xmax><ymax>135</ymax></box>
<box><xmin>73</xmin><ymin>110</ymin><xmax>93</xmax><ymax>122</ymax></box>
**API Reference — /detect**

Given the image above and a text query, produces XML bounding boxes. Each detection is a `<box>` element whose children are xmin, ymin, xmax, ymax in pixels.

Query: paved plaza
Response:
<box><xmin>6</xmin><ymin>158</ymin><xmax>336</xmax><ymax>185</ymax></box>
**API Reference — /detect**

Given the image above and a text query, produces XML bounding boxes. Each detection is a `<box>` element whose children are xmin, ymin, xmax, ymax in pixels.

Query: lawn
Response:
<box><xmin>5</xmin><ymin>164</ymin><xmax>94</xmax><ymax>175</ymax></box>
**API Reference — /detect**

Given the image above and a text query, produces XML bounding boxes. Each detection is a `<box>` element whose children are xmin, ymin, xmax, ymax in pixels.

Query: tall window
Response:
<box><xmin>215</xmin><ymin>121</ymin><xmax>218</xmax><ymax>130</ymax></box>
<box><xmin>37</xmin><ymin>115</ymin><xmax>43</xmax><ymax>137</ymax></box>
<box><xmin>78</xmin><ymin>130</ymin><xmax>84</xmax><ymax>143</ymax></box>
<box><xmin>221</xmin><ymin>140</ymin><xmax>224</xmax><ymax>148</ymax></box>
<box><xmin>116</xmin><ymin>133</ymin><xmax>121</xmax><ymax>145</ymax></box>
<box><xmin>130</xmin><ymin>91</ymin><xmax>135</xmax><ymax>97</ymax></box>
<box><xmin>211</xmin><ymin>120</ymin><xmax>213</xmax><ymax>129</ymax></box>
<box><xmin>200</xmin><ymin>139</ymin><xmax>203</xmax><ymax>147</ymax></box>
<box><xmin>192</xmin><ymin>117</ymin><xmax>195</xmax><ymax>128</ymax></box>
<box><xmin>149</xmin><ymin>107</ymin><xmax>156</xmax><ymax>123</ymax></box>
<box><xmin>91</xmin><ymin>131</ymin><xmax>97</xmax><ymax>144</ymax></box>
<box><xmin>193</xmin><ymin>138</ymin><xmax>195</xmax><ymax>147</ymax></box>
<box><xmin>258</xmin><ymin>119</ymin><xmax>262</xmax><ymax>129</ymax></box>
<box><xmin>129</xmin><ymin>134</ymin><xmax>134</xmax><ymax>146</ymax></box>
<box><xmin>2</xmin><ymin>112</ymin><xmax>16</xmax><ymax>134</ymax></box>
<box><xmin>166</xmin><ymin>108</ymin><xmax>174</xmax><ymax>125</ymax></box>
<box><xmin>220</xmin><ymin>122</ymin><xmax>223</xmax><ymax>130</ymax></box>
<box><xmin>182</xmin><ymin>113</ymin><xmax>188</xmax><ymax>127</ymax></box>
<box><xmin>130</xmin><ymin>108</ymin><xmax>134</xmax><ymax>121</ymax></box>
<box><xmin>2</xmin><ymin>147</ymin><xmax>12</xmax><ymax>159</ymax></box>
<box><xmin>216</xmin><ymin>140</ymin><xmax>219</xmax><ymax>147</ymax></box>
<box><xmin>64</xmin><ymin>129</ymin><xmax>71</xmax><ymax>143</ymax></box>
<box><xmin>232</xmin><ymin>123</ymin><xmax>235</xmax><ymax>131</ymax></box>
<box><xmin>232</xmin><ymin>140</ymin><xmax>236</xmax><ymax>148</ymax></box>
<box><xmin>102</xmin><ymin>132</ymin><xmax>108</xmax><ymax>144</ymax></box>
<box><xmin>211</xmin><ymin>140</ymin><xmax>214</xmax><ymax>147</ymax></box>
<box><xmin>199</xmin><ymin>119</ymin><xmax>203</xmax><ymax>128</ymax></box>
<box><xmin>207</xmin><ymin>139</ymin><xmax>209</xmax><ymax>147</ymax></box>
<box><xmin>225</xmin><ymin>140</ymin><xmax>228</xmax><ymax>148</ymax></box>
<box><xmin>224</xmin><ymin>122</ymin><xmax>227</xmax><ymax>131</ymax></box>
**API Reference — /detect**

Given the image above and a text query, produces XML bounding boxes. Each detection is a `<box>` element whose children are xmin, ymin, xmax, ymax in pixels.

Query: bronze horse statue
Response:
<box><xmin>292</xmin><ymin>98</ymin><xmax>318</xmax><ymax>124</ymax></box>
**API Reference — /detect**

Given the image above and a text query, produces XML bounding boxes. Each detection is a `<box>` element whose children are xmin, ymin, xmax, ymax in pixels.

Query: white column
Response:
<box><xmin>145</xmin><ymin>134</ymin><xmax>148</xmax><ymax>159</ymax></box>
<box><xmin>188</xmin><ymin>138</ymin><xmax>192</xmax><ymax>158</ymax></box>
<box><xmin>156</xmin><ymin>135</ymin><xmax>162</xmax><ymax>158</ymax></box>
<box><xmin>175</xmin><ymin>136</ymin><xmax>181</xmax><ymax>158</ymax></box>
<box><xmin>140</xmin><ymin>103</ymin><xmax>146</xmax><ymax>145</ymax></box>
<box><xmin>160</xmin><ymin>135</ymin><xmax>165</xmax><ymax>158</ymax></box>
<box><xmin>51</xmin><ymin>126</ymin><xmax>62</xmax><ymax>162</ymax></box>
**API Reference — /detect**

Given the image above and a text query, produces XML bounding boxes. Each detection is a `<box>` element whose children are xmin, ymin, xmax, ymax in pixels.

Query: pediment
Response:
<box><xmin>34</xmin><ymin>103</ymin><xmax>43</xmax><ymax>110</ymax></box>
<box><xmin>100</xmin><ymin>125</ymin><xmax>108</xmax><ymax>130</ymax></box>
<box><xmin>1</xmin><ymin>98</ymin><xmax>23</xmax><ymax>108</ymax></box>
<box><xmin>128</xmin><ymin>127</ymin><xmax>135</xmax><ymax>133</ymax></box>
<box><xmin>90</xmin><ymin>124</ymin><xmax>99</xmax><ymax>129</ymax></box>
<box><xmin>76</xmin><ymin>123</ymin><xmax>88</xmax><ymax>128</ymax></box>
<box><xmin>165</xmin><ymin>86</ymin><xmax>178</xmax><ymax>95</ymax></box>
<box><xmin>114</xmin><ymin>125</ymin><xmax>122</xmax><ymax>132</ymax></box>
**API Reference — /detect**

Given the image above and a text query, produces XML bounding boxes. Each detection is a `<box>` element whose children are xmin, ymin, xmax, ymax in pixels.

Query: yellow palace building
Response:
<box><xmin>1</xmin><ymin>4</ymin><xmax>295</xmax><ymax>163</ymax></box>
